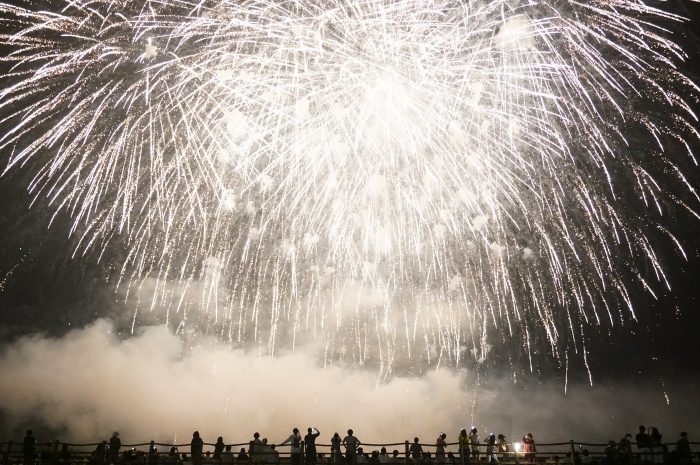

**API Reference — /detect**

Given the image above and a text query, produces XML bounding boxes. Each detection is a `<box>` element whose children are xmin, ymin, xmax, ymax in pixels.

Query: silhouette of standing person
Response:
<box><xmin>214</xmin><ymin>438</ymin><xmax>225</xmax><ymax>465</ymax></box>
<box><xmin>92</xmin><ymin>442</ymin><xmax>108</xmax><ymax>465</ymax></box>
<box><xmin>650</xmin><ymin>428</ymin><xmax>664</xmax><ymax>464</ymax></box>
<box><xmin>110</xmin><ymin>432</ymin><xmax>122</xmax><ymax>464</ymax></box>
<box><xmin>251</xmin><ymin>433</ymin><xmax>262</xmax><ymax>464</ymax></box>
<box><xmin>280</xmin><ymin>428</ymin><xmax>302</xmax><ymax>465</ymax></box>
<box><xmin>676</xmin><ymin>432</ymin><xmax>691</xmax><ymax>464</ymax></box>
<box><xmin>485</xmin><ymin>434</ymin><xmax>498</xmax><ymax>464</ymax></box>
<box><xmin>469</xmin><ymin>429</ymin><xmax>480</xmax><ymax>464</ymax></box>
<box><xmin>342</xmin><ymin>430</ymin><xmax>360</xmax><ymax>464</ymax></box>
<box><xmin>191</xmin><ymin>432</ymin><xmax>204</xmax><ymax>465</ymax></box>
<box><xmin>435</xmin><ymin>434</ymin><xmax>447</xmax><ymax>465</ymax></box>
<box><xmin>331</xmin><ymin>433</ymin><xmax>342</xmax><ymax>464</ymax></box>
<box><xmin>458</xmin><ymin>430</ymin><xmax>469</xmax><ymax>465</ymax></box>
<box><xmin>636</xmin><ymin>426</ymin><xmax>651</xmax><ymax>464</ymax></box>
<box><xmin>23</xmin><ymin>430</ymin><xmax>37</xmax><ymax>465</ymax></box>
<box><xmin>305</xmin><ymin>428</ymin><xmax>321</xmax><ymax>465</ymax></box>
<box><xmin>409</xmin><ymin>438</ymin><xmax>423</xmax><ymax>464</ymax></box>
<box><xmin>522</xmin><ymin>434</ymin><xmax>535</xmax><ymax>463</ymax></box>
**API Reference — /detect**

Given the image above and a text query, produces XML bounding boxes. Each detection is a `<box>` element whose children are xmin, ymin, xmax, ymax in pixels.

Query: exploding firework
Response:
<box><xmin>0</xmin><ymin>0</ymin><xmax>698</xmax><ymax>375</ymax></box>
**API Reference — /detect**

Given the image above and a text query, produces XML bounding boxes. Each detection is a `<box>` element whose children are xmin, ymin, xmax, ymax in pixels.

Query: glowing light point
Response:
<box><xmin>259</xmin><ymin>174</ymin><xmax>273</xmax><ymax>193</ymax></box>
<box><xmin>433</xmin><ymin>224</ymin><xmax>447</xmax><ymax>239</ymax></box>
<box><xmin>221</xmin><ymin>189</ymin><xmax>237</xmax><ymax>211</ymax></box>
<box><xmin>472</xmin><ymin>215</ymin><xmax>489</xmax><ymax>230</ymax></box>
<box><xmin>448</xmin><ymin>275</ymin><xmax>462</xmax><ymax>292</ymax></box>
<box><xmin>295</xmin><ymin>97</ymin><xmax>310</xmax><ymax>121</ymax></box>
<box><xmin>248</xmin><ymin>227</ymin><xmax>260</xmax><ymax>240</ymax></box>
<box><xmin>489</xmin><ymin>242</ymin><xmax>505</xmax><ymax>255</ymax></box>
<box><xmin>495</xmin><ymin>16</ymin><xmax>535</xmax><ymax>50</ymax></box>
<box><xmin>144</xmin><ymin>40</ymin><xmax>157</xmax><ymax>58</ymax></box>
<box><xmin>303</xmin><ymin>233</ymin><xmax>319</xmax><ymax>252</ymax></box>
<box><xmin>224</xmin><ymin>109</ymin><xmax>250</xmax><ymax>143</ymax></box>
<box><xmin>365</xmin><ymin>174</ymin><xmax>387</xmax><ymax>197</ymax></box>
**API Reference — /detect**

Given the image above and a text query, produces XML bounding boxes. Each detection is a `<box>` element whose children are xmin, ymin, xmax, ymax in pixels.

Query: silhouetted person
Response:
<box><xmin>636</xmin><ymin>426</ymin><xmax>651</xmax><ymax>463</ymax></box>
<box><xmin>165</xmin><ymin>448</ymin><xmax>182</xmax><ymax>465</ymax></box>
<box><xmin>604</xmin><ymin>441</ymin><xmax>619</xmax><ymax>465</ymax></box>
<box><xmin>378</xmin><ymin>448</ymin><xmax>388</xmax><ymax>465</ymax></box>
<box><xmin>342</xmin><ymin>430</ymin><xmax>360</xmax><ymax>464</ymax></box>
<box><xmin>238</xmin><ymin>449</ymin><xmax>249</xmax><ymax>462</ymax></box>
<box><xmin>331</xmin><ymin>434</ymin><xmax>342</xmax><ymax>464</ymax></box>
<box><xmin>618</xmin><ymin>434</ymin><xmax>633</xmax><ymax>465</ymax></box>
<box><xmin>110</xmin><ymin>433</ymin><xmax>122</xmax><ymax>464</ymax></box>
<box><xmin>676</xmin><ymin>432</ymin><xmax>691</xmax><ymax>464</ymax></box>
<box><xmin>522</xmin><ymin>434</ymin><xmax>535</xmax><ymax>463</ymax></box>
<box><xmin>267</xmin><ymin>445</ymin><xmax>279</xmax><ymax>465</ymax></box>
<box><xmin>23</xmin><ymin>430</ymin><xmax>37</xmax><ymax>465</ymax></box>
<box><xmin>410</xmin><ymin>438</ymin><xmax>423</xmax><ymax>464</ymax></box>
<box><xmin>305</xmin><ymin>428</ymin><xmax>321</xmax><ymax>465</ymax></box>
<box><xmin>191</xmin><ymin>432</ymin><xmax>204</xmax><ymax>465</ymax></box>
<box><xmin>251</xmin><ymin>433</ymin><xmax>262</xmax><ymax>464</ymax></box>
<box><xmin>469</xmin><ymin>429</ymin><xmax>480</xmax><ymax>463</ymax></box>
<box><xmin>485</xmin><ymin>434</ymin><xmax>497</xmax><ymax>464</ymax></box>
<box><xmin>150</xmin><ymin>445</ymin><xmax>161</xmax><ymax>465</ymax></box>
<box><xmin>497</xmin><ymin>435</ymin><xmax>509</xmax><ymax>458</ymax></box>
<box><xmin>92</xmin><ymin>442</ymin><xmax>108</xmax><ymax>465</ymax></box>
<box><xmin>435</xmin><ymin>434</ymin><xmax>447</xmax><ymax>464</ymax></box>
<box><xmin>280</xmin><ymin>428</ymin><xmax>302</xmax><ymax>465</ymax></box>
<box><xmin>458</xmin><ymin>430</ymin><xmax>469</xmax><ymax>465</ymax></box>
<box><xmin>222</xmin><ymin>446</ymin><xmax>234</xmax><ymax>465</ymax></box>
<box><xmin>650</xmin><ymin>428</ymin><xmax>663</xmax><ymax>464</ymax></box>
<box><xmin>214</xmin><ymin>438</ymin><xmax>225</xmax><ymax>465</ymax></box>
<box><xmin>390</xmin><ymin>451</ymin><xmax>400</xmax><ymax>465</ymax></box>
<box><xmin>580</xmin><ymin>450</ymin><xmax>592</xmax><ymax>465</ymax></box>
<box><xmin>259</xmin><ymin>438</ymin><xmax>271</xmax><ymax>463</ymax></box>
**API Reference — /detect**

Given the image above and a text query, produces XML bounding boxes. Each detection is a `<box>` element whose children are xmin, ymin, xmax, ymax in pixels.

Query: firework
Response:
<box><xmin>0</xmin><ymin>0</ymin><xmax>698</xmax><ymax>374</ymax></box>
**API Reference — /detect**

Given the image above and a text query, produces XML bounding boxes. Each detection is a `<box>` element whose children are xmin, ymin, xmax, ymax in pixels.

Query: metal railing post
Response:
<box><xmin>570</xmin><ymin>441</ymin><xmax>576</xmax><ymax>465</ymax></box>
<box><xmin>405</xmin><ymin>441</ymin><xmax>410</xmax><ymax>465</ymax></box>
<box><xmin>148</xmin><ymin>441</ymin><xmax>156</xmax><ymax>465</ymax></box>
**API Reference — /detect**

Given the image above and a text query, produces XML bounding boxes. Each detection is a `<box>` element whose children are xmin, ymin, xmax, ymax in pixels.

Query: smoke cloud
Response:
<box><xmin>0</xmin><ymin>320</ymin><xmax>697</xmax><ymax>448</ymax></box>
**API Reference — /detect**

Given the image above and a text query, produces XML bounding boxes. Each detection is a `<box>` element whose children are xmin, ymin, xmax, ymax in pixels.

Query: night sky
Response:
<box><xmin>1</xmin><ymin>0</ymin><xmax>700</xmax><ymax>446</ymax></box>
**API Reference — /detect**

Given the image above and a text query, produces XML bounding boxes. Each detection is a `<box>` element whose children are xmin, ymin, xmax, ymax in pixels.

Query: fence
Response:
<box><xmin>1</xmin><ymin>438</ymin><xmax>698</xmax><ymax>465</ymax></box>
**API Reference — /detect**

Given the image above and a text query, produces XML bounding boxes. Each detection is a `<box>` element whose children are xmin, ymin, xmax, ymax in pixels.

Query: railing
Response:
<box><xmin>1</xmin><ymin>439</ymin><xmax>698</xmax><ymax>465</ymax></box>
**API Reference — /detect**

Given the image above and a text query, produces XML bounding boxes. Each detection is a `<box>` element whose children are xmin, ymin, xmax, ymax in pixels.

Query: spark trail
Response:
<box><xmin>0</xmin><ymin>0</ymin><xmax>698</xmax><ymax>376</ymax></box>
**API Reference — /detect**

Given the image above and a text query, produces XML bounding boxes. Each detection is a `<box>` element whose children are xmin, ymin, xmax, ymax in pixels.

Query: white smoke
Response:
<box><xmin>0</xmin><ymin>320</ymin><xmax>697</xmax><ymax>447</ymax></box>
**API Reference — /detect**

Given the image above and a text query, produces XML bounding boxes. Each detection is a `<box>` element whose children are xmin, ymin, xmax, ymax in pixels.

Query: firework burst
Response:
<box><xmin>1</xmin><ymin>0</ymin><xmax>698</xmax><ymax>375</ymax></box>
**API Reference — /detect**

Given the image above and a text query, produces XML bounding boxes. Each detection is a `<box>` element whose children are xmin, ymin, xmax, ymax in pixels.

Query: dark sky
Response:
<box><xmin>0</xmin><ymin>0</ymin><xmax>699</xmax><ymax>443</ymax></box>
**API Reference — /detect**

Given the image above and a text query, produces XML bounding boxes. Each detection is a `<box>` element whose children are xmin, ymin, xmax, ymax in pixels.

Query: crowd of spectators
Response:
<box><xmin>4</xmin><ymin>426</ymin><xmax>694</xmax><ymax>465</ymax></box>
